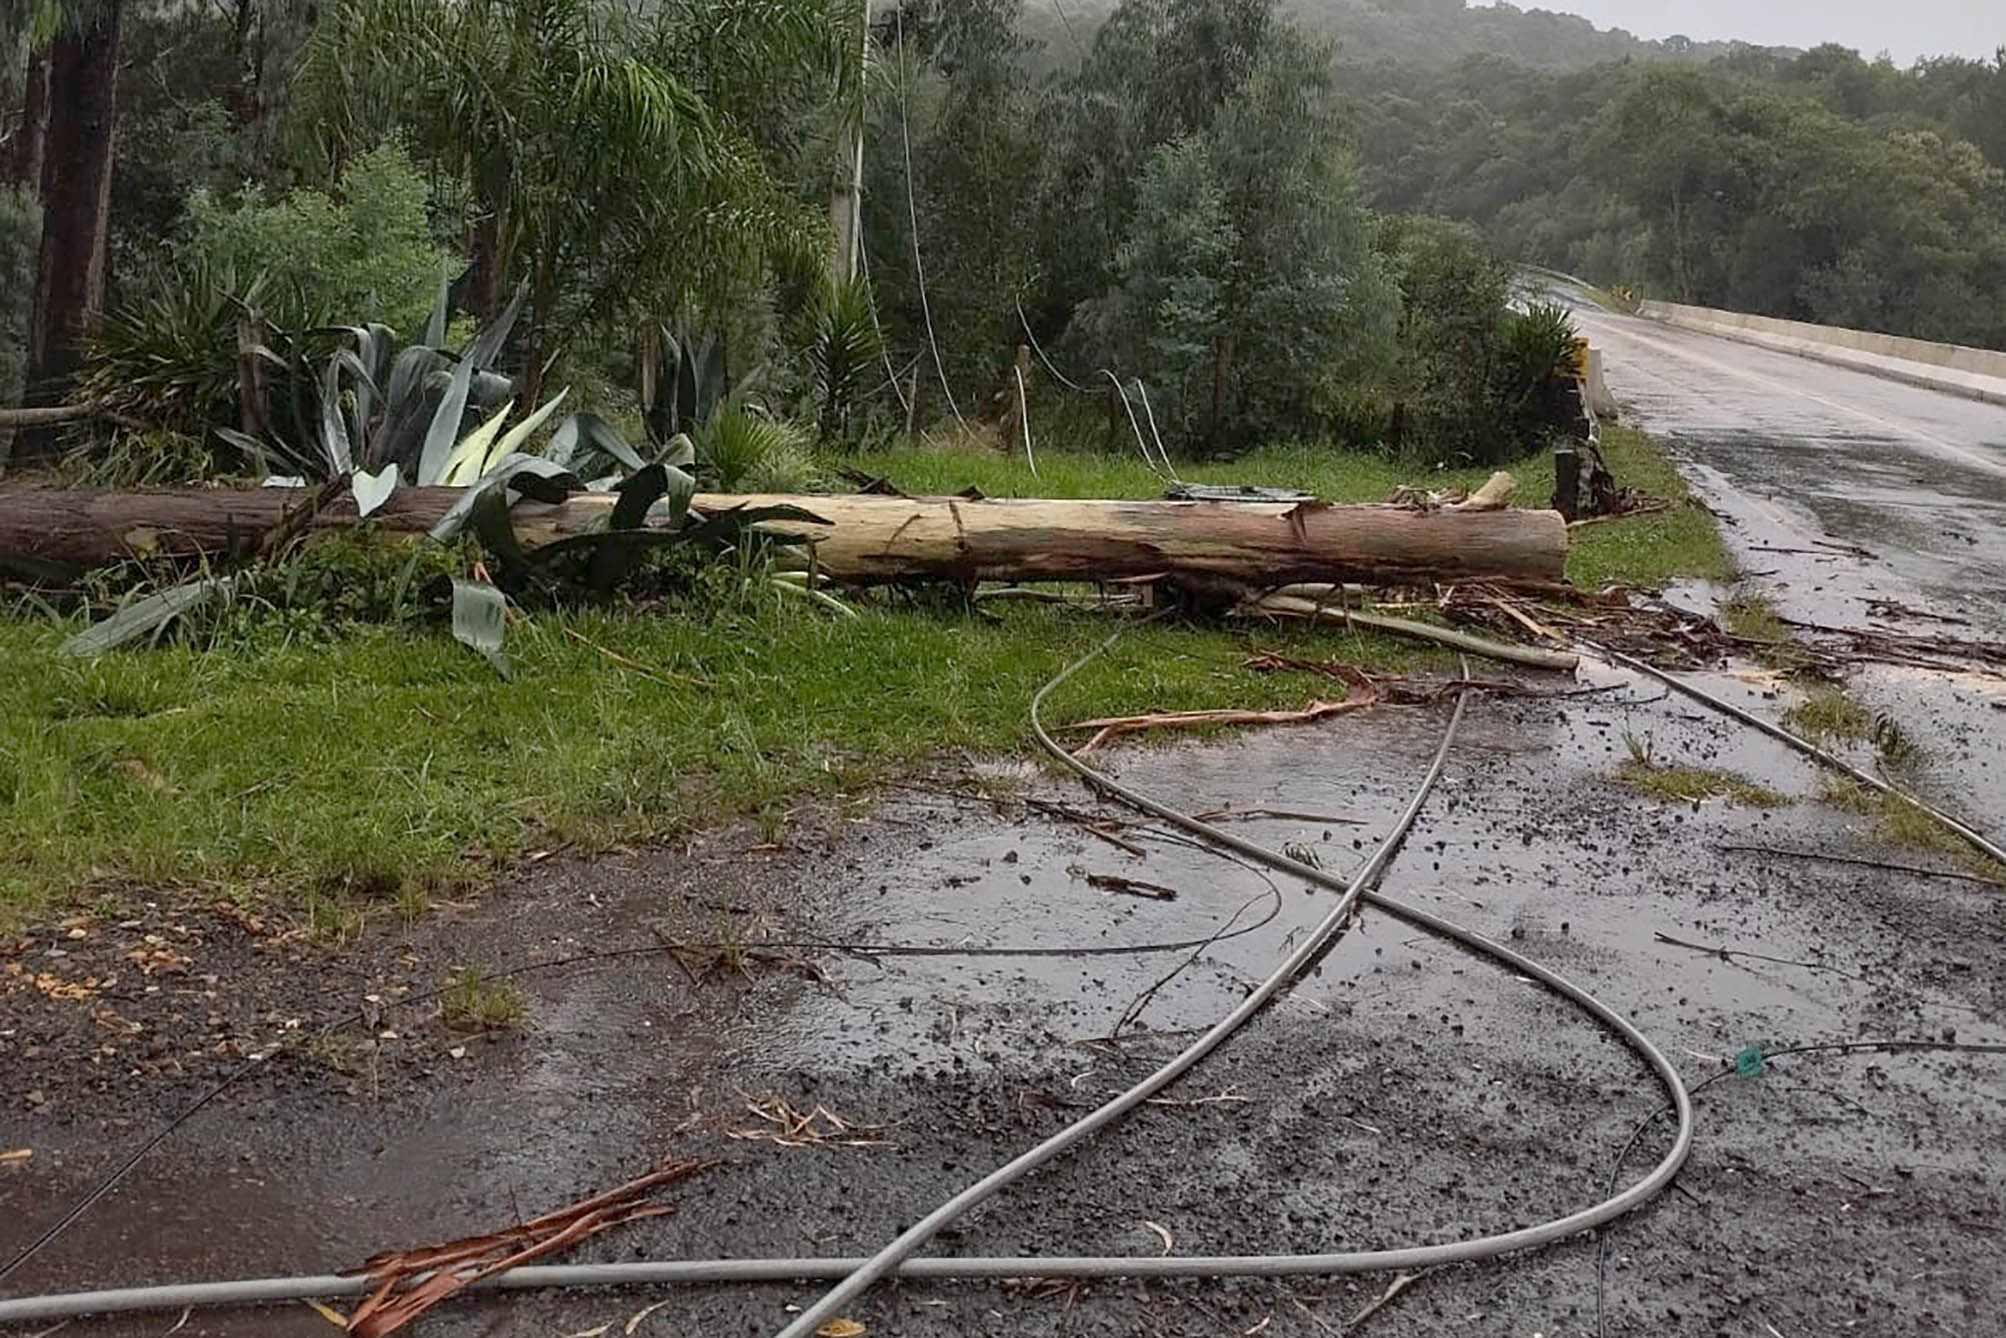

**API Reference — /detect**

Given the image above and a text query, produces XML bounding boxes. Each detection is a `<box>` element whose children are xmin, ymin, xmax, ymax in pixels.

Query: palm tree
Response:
<box><xmin>291</xmin><ymin>0</ymin><xmax>846</xmax><ymax>405</ymax></box>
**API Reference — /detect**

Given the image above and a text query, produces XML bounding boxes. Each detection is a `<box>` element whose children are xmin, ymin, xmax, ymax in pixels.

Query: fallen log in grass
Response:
<box><xmin>0</xmin><ymin>485</ymin><xmax>1569</xmax><ymax>589</ymax></box>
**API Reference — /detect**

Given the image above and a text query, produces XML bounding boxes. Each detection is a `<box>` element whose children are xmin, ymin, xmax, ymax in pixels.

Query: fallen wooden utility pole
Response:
<box><xmin>0</xmin><ymin>485</ymin><xmax>1568</xmax><ymax>587</ymax></box>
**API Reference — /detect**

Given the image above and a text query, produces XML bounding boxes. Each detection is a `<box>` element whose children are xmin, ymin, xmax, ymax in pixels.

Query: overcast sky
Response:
<box><xmin>1532</xmin><ymin>1</ymin><xmax>2003</xmax><ymax>66</ymax></box>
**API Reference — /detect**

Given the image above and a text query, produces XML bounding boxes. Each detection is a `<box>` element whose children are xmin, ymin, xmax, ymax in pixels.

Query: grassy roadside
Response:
<box><xmin>853</xmin><ymin>424</ymin><xmax>1734</xmax><ymax>592</ymax></box>
<box><xmin>0</xmin><ymin>600</ymin><xmax>1447</xmax><ymax>924</ymax></box>
<box><xmin>1</xmin><ymin>427</ymin><xmax>1729</xmax><ymax>923</ymax></box>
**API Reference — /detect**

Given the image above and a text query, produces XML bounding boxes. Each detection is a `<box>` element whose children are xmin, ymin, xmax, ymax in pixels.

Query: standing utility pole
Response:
<box><xmin>827</xmin><ymin>0</ymin><xmax>868</xmax><ymax>285</ymax></box>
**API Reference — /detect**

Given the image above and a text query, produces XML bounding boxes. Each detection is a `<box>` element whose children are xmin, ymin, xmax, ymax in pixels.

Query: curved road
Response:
<box><xmin>1565</xmin><ymin>298</ymin><xmax>2006</xmax><ymax>831</ymax></box>
<box><xmin>1567</xmin><ymin>301</ymin><xmax>2006</xmax><ymax>636</ymax></box>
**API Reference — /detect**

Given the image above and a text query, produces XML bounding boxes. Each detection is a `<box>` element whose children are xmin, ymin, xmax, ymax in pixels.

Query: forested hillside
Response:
<box><xmin>3</xmin><ymin>0</ymin><xmax>1588</xmax><ymax>473</ymax></box>
<box><xmin>1026</xmin><ymin>0</ymin><xmax>2006</xmax><ymax>349</ymax></box>
<box><xmin>1024</xmin><ymin>0</ymin><xmax>1746</xmax><ymax>72</ymax></box>
<box><xmin>3</xmin><ymin>0</ymin><xmax>2003</xmax><ymax>484</ymax></box>
<box><xmin>1340</xmin><ymin>44</ymin><xmax>2006</xmax><ymax>348</ymax></box>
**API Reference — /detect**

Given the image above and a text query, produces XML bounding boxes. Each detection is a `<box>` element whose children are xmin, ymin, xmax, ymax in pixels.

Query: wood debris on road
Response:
<box><xmin>342</xmin><ymin>1158</ymin><xmax>715</xmax><ymax>1337</ymax></box>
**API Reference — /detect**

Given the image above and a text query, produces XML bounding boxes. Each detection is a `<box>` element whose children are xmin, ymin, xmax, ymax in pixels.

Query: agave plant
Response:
<box><xmin>64</xmin><ymin>278</ymin><xmax>850</xmax><ymax>663</ymax></box>
<box><xmin>64</xmin><ymin>391</ymin><xmax>836</xmax><ymax>664</ymax></box>
<box><xmin>214</xmin><ymin>281</ymin><xmax>554</xmax><ymax>501</ymax></box>
<box><xmin>428</xmin><ymin>429</ymin><xmax>832</xmax><ymax>674</ymax></box>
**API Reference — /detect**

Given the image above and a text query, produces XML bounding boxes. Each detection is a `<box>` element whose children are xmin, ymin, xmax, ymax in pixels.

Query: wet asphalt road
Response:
<box><xmin>4</xmin><ymin>313</ymin><xmax>2006</xmax><ymax>1337</ymax></box>
<box><xmin>1568</xmin><ymin>300</ymin><xmax>2006</xmax><ymax>833</ymax></box>
<box><xmin>8</xmin><ymin>692</ymin><xmax>2002</xmax><ymax>1338</ymax></box>
<box><xmin>1568</xmin><ymin>302</ymin><xmax>2006</xmax><ymax>637</ymax></box>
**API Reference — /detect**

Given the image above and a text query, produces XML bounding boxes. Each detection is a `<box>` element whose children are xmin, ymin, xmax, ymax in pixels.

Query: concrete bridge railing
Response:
<box><xmin>1637</xmin><ymin>300</ymin><xmax>2006</xmax><ymax>408</ymax></box>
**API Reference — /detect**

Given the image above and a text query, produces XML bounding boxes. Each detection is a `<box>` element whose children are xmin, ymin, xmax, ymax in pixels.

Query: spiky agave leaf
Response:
<box><xmin>62</xmin><ymin>576</ymin><xmax>236</xmax><ymax>657</ymax></box>
<box><xmin>449</xmin><ymin>577</ymin><xmax>510</xmax><ymax>677</ymax></box>
<box><xmin>427</xmin><ymin>455</ymin><xmax>584</xmax><ymax>542</ymax></box>
<box><xmin>439</xmin><ymin>400</ymin><xmax>516</xmax><ymax>486</ymax></box>
<box><xmin>483</xmin><ymin>388</ymin><xmax>571</xmax><ymax>475</ymax></box>
<box><xmin>416</xmin><ymin>353</ymin><xmax>479</xmax><ymax>485</ymax></box>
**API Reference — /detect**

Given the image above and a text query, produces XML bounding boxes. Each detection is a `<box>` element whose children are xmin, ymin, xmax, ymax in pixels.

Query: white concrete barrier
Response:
<box><xmin>1638</xmin><ymin>300</ymin><xmax>2006</xmax><ymax>408</ymax></box>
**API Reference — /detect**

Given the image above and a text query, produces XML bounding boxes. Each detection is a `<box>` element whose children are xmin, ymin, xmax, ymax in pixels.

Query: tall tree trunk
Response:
<box><xmin>20</xmin><ymin>0</ymin><xmax>121</xmax><ymax>459</ymax></box>
<box><xmin>6</xmin><ymin>50</ymin><xmax>49</xmax><ymax>189</ymax></box>
<box><xmin>825</xmin><ymin>0</ymin><xmax>867</xmax><ymax>285</ymax></box>
<box><xmin>1209</xmin><ymin>333</ymin><xmax>1235</xmax><ymax>450</ymax></box>
<box><xmin>230</xmin><ymin>0</ymin><xmax>270</xmax><ymax>170</ymax></box>
<box><xmin>467</xmin><ymin>211</ymin><xmax>503</xmax><ymax>322</ymax></box>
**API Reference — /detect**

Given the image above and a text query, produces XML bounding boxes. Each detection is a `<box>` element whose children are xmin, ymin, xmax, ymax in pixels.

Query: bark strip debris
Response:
<box><xmin>1085</xmin><ymin>873</ymin><xmax>1179</xmax><ymax>901</ymax></box>
<box><xmin>1062</xmin><ymin>673</ymin><xmax>1379</xmax><ymax>756</ymax></box>
<box><xmin>342</xmin><ymin>1159</ymin><xmax>715</xmax><ymax>1337</ymax></box>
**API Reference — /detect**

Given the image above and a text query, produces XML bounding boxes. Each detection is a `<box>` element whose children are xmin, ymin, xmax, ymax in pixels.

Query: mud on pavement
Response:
<box><xmin>3</xmin><ymin>662</ymin><xmax>2004</xmax><ymax>1337</ymax></box>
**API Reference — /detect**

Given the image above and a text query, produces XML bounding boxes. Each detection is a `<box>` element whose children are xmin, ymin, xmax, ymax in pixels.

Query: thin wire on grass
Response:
<box><xmin>1011</xmin><ymin>296</ymin><xmax>1176</xmax><ymax>480</ymax></box>
<box><xmin>1013</xmin><ymin>366</ymin><xmax>1038</xmax><ymax>480</ymax></box>
<box><xmin>1130</xmin><ymin>377</ymin><xmax>1175</xmax><ymax>477</ymax></box>
<box><xmin>1103</xmin><ymin>369</ymin><xmax>1168</xmax><ymax>479</ymax></box>
<box><xmin>894</xmin><ymin>7</ymin><xmax>966</xmax><ymax>431</ymax></box>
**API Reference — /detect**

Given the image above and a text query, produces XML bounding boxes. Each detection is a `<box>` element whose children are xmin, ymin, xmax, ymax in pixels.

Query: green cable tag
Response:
<box><xmin>1734</xmin><ymin>1044</ymin><xmax>1766</xmax><ymax>1077</ymax></box>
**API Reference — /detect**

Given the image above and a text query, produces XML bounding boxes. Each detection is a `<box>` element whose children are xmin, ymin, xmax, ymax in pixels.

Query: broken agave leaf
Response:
<box><xmin>352</xmin><ymin>464</ymin><xmax>399</xmax><ymax>519</ymax></box>
<box><xmin>588</xmin><ymin>466</ymin><xmax>670</xmax><ymax>591</ymax></box>
<box><xmin>467</xmin><ymin>486</ymin><xmax>533</xmax><ymax>582</ymax></box>
<box><xmin>61</xmin><ymin>576</ymin><xmax>235</xmax><ymax>657</ymax></box>
<box><xmin>426</xmin><ymin>454</ymin><xmax>582</xmax><ymax>542</ymax></box>
<box><xmin>449</xmin><ymin>578</ymin><xmax>510</xmax><ymax>678</ymax></box>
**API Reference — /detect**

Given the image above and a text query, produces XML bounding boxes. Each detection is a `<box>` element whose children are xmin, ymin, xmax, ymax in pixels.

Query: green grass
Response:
<box><xmin>1816</xmin><ymin>777</ymin><xmax>2000</xmax><ymax>878</ymax></box>
<box><xmin>0</xmin><ymin>597</ymin><xmax>1446</xmax><ymax>923</ymax></box>
<box><xmin>1720</xmin><ymin>592</ymin><xmax>1787</xmax><ymax>644</ymax></box>
<box><xmin>439</xmin><ymin>965</ymin><xmax>529</xmax><ymax>1029</ymax></box>
<box><xmin>1780</xmin><ymin>684</ymin><xmax>1923</xmax><ymax>773</ymax></box>
<box><xmin>1616</xmin><ymin>727</ymin><xmax>1787</xmax><ymax>806</ymax></box>
<box><xmin>1616</xmin><ymin>760</ymin><xmax>1789</xmax><ymax>808</ymax></box>
<box><xmin>1567</xmin><ymin>426</ymin><xmax>1736</xmax><ymax>590</ymax></box>
<box><xmin>1782</xmin><ymin>686</ymin><xmax>1872</xmax><ymax>744</ymax></box>
<box><xmin>855</xmin><ymin>437</ymin><xmax>1449</xmax><ymax>504</ymax></box>
<box><xmin>1</xmin><ymin>427</ymin><xmax>1732</xmax><ymax>923</ymax></box>
<box><xmin>853</xmin><ymin>425</ymin><xmax>1734</xmax><ymax>592</ymax></box>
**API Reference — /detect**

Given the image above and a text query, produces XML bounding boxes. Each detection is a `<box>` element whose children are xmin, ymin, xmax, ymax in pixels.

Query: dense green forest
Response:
<box><xmin>1029</xmin><ymin>0</ymin><xmax>2006</xmax><ymax>347</ymax></box>
<box><xmin>3</xmin><ymin>0</ymin><xmax>2003</xmax><ymax>481</ymax></box>
<box><xmin>1021</xmin><ymin>0</ymin><xmax>1748</xmax><ymax>73</ymax></box>
<box><xmin>1341</xmin><ymin>40</ymin><xmax>2006</xmax><ymax>348</ymax></box>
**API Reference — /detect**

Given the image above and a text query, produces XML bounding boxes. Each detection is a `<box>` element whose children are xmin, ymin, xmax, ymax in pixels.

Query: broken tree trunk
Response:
<box><xmin>0</xmin><ymin>485</ymin><xmax>1569</xmax><ymax>587</ymax></box>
